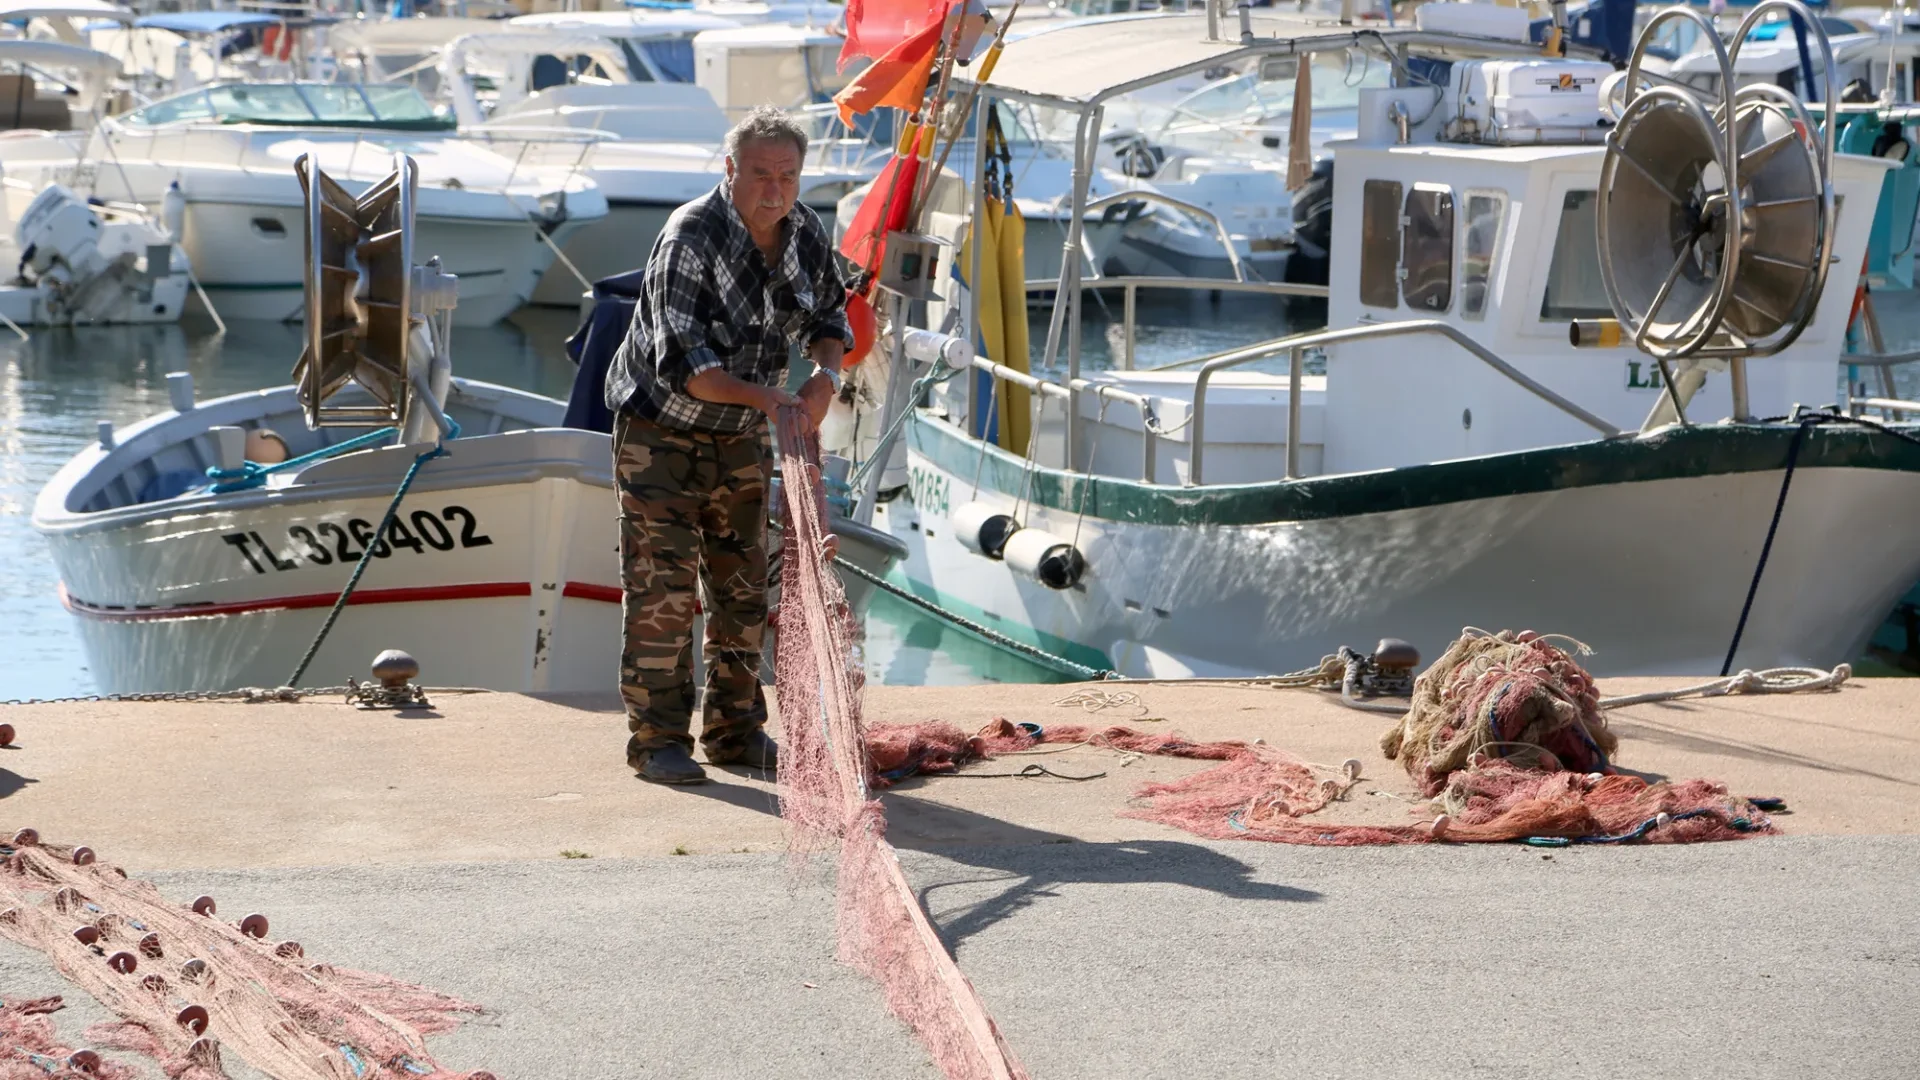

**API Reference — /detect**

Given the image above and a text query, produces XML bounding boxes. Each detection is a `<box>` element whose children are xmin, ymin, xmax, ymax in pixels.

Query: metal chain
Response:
<box><xmin>4</xmin><ymin>682</ymin><xmax>489</xmax><ymax>708</ymax></box>
<box><xmin>4</xmin><ymin>686</ymin><xmax>356</xmax><ymax>707</ymax></box>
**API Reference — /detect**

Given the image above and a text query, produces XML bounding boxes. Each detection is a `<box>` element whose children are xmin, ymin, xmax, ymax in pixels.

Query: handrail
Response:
<box><xmin>1023</xmin><ymin>276</ymin><xmax>1328</xmax><ymax>370</ymax></box>
<box><xmin>1190</xmin><ymin>320</ymin><xmax>1624</xmax><ymax>486</ymax></box>
<box><xmin>964</xmin><ymin>353</ymin><xmax>1167</xmax><ymax>482</ymax></box>
<box><xmin>1853</xmin><ymin>397</ymin><xmax>1920</xmax><ymax>421</ymax></box>
<box><xmin>1081</xmin><ymin>189</ymin><xmax>1249</xmax><ymax>283</ymax></box>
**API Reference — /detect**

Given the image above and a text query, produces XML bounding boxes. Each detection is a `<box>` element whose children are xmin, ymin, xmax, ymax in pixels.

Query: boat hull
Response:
<box><xmin>881</xmin><ymin>416</ymin><xmax>1920</xmax><ymax>678</ymax></box>
<box><xmin>39</xmin><ymin>417</ymin><xmax>903</xmax><ymax>694</ymax></box>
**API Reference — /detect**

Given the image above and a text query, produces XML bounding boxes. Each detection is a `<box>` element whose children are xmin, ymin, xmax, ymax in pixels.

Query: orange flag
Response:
<box><xmin>833</xmin><ymin>15</ymin><xmax>944</xmax><ymax>126</ymax></box>
<box><xmin>839</xmin><ymin>151</ymin><xmax>922</xmax><ymax>275</ymax></box>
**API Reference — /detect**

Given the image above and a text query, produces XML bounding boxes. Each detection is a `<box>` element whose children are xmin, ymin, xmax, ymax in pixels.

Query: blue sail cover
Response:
<box><xmin>132</xmin><ymin>11</ymin><xmax>282</xmax><ymax>32</ymax></box>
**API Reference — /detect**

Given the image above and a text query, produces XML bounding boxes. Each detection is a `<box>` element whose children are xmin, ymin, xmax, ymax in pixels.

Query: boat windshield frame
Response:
<box><xmin>119</xmin><ymin>82</ymin><xmax>457</xmax><ymax>132</ymax></box>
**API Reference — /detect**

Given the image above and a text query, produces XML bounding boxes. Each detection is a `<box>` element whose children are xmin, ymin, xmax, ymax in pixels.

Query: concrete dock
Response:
<box><xmin>1</xmin><ymin>677</ymin><xmax>1916</xmax><ymax>1078</ymax></box>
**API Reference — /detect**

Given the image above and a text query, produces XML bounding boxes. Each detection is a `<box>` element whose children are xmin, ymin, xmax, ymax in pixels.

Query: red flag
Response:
<box><xmin>839</xmin><ymin>150</ymin><xmax>922</xmax><ymax>277</ymax></box>
<box><xmin>839</xmin><ymin>0</ymin><xmax>949</xmax><ymax>71</ymax></box>
<box><xmin>833</xmin><ymin>16</ymin><xmax>943</xmax><ymax>126</ymax></box>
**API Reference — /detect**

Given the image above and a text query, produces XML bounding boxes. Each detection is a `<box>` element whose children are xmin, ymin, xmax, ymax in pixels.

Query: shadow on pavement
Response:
<box><xmin>684</xmin><ymin>772</ymin><xmax>1321</xmax><ymax>949</ymax></box>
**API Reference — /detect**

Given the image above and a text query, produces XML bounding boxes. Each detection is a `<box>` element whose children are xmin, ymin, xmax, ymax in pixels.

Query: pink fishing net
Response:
<box><xmin>0</xmin><ymin>995</ymin><xmax>142</xmax><ymax>1079</ymax></box>
<box><xmin>863</xmin><ymin>711</ymin><xmax>1775</xmax><ymax>848</ymax></box>
<box><xmin>772</xmin><ymin>408</ymin><xmax>1029</xmax><ymax>1080</ymax></box>
<box><xmin>0</xmin><ymin>838</ymin><xmax>492</xmax><ymax>1080</ymax></box>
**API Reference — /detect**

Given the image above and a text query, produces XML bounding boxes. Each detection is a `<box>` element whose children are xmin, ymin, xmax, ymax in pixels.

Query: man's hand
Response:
<box><xmin>756</xmin><ymin>384</ymin><xmax>801</xmax><ymax>419</ymax></box>
<box><xmin>797</xmin><ymin>371</ymin><xmax>836</xmax><ymax>429</ymax></box>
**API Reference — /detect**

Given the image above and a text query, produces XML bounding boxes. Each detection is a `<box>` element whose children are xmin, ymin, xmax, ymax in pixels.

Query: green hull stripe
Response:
<box><xmin>908</xmin><ymin>411</ymin><xmax>1920</xmax><ymax>527</ymax></box>
<box><xmin>882</xmin><ymin>566</ymin><xmax>1113</xmax><ymax>671</ymax></box>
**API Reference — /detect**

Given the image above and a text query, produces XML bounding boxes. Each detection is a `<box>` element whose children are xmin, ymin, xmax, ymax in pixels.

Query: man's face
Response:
<box><xmin>726</xmin><ymin>137</ymin><xmax>802</xmax><ymax>237</ymax></box>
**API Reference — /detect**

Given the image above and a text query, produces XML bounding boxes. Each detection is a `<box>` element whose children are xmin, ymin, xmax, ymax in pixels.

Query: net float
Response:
<box><xmin>12</xmin><ymin>828</ymin><xmax>38</xmax><ymax>847</ymax></box>
<box><xmin>238</xmin><ymin>913</ymin><xmax>269</xmax><ymax>938</ymax></box>
<box><xmin>187</xmin><ymin>1037</ymin><xmax>219</xmax><ymax>1063</ymax></box>
<box><xmin>1655</xmin><ymin>812</ymin><xmax>1673</xmax><ymax>828</ymax></box>
<box><xmin>106</xmin><ymin>950</ymin><xmax>137</xmax><ymax>974</ymax></box>
<box><xmin>1341</xmin><ymin>758</ymin><xmax>1363</xmax><ymax>781</ymax></box>
<box><xmin>190</xmin><ymin>895</ymin><xmax>216</xmax><ymax>916</ymax></box>
<box><xmin>179</xmin><ymin>958</ymin><xmax>209</xmax><ymax>981</ymax></box>
<box><xmin>0</xmin><ymin>724</ymin><xmax>14</xmax><ymax>746</ymax></box>
<box><xmin>140</xmin><ymin>974</ymin><xmax>169</xmax><ymax>994</ymax></box>
<box><xmin>71</xmin><ymin>846</ymin><xmax>95</xmax><ymax>866</ymax></box>
<box><xmin>467</xmin><ymin>1073</ymin><xmax>499</xmax><ymax>1080</ymax></box>
<box><xmin>65</xmin><ymin>1050</ymin><xmax>101</xmax><ymax>1073</ymax></box>
<box><xmin>1430</xmin><ymin>814</ymin><xmax>1453</xmax><ymax>840</ymax></box>
<box><xmin>139</xmin><ymin>932</ymin><xmax>163</xmax><ymax>958</ymax></box>
<box><xmin>176</xmin><ymin>1004</ymin><xmax>210</xmax><ymax>1035</ymax></box>
<box><xmin>72</xmin><ymin>925</ymin><xmax>100</xmax><ymax>946</ymax></box>
<box><xmin>274</xmin><ymin>941</ymin><xmax>303</xmax><ymax>959</ymax></box>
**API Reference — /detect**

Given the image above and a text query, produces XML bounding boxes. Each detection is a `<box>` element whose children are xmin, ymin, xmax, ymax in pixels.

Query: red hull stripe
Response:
<box><xmin>561</xmin><ymin>582</ymin><xmax>624</xmax><ymax>604</ymax></box>
<box><xmin>62</xmin><ymin>581</ymin><xmax>624</xmax><ymax>622</ymax></box>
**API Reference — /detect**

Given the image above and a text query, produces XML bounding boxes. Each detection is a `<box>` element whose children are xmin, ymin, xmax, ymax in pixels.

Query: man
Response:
<box><xmin>606</xmin><ymin>104</ymin><xmax>852</xmax><ymax>785</ymax></box>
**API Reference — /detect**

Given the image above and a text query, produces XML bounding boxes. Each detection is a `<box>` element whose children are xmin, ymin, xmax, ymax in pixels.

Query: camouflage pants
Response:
<box><xmin>614</xmin><ymin>410</ymin><xmax>771</xmax><ymax>757</ymax></box>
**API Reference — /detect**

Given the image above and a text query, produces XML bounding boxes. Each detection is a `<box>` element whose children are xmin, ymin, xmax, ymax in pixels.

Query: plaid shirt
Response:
<box><xmin>605</xmin><ymin>184</ymin><xmax>853</xmax><ymax>435</ymax></box>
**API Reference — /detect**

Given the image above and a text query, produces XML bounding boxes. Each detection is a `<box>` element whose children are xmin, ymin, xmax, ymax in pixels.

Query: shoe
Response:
<box><xmin>628</xmin><ymin>741</ymin><xmax>708</xmax><ymax>785</ymax></box>
<box><xmin>706</xmin><ymin>730</ymin><xmax>778</xmax><ymax>770</ymax></box>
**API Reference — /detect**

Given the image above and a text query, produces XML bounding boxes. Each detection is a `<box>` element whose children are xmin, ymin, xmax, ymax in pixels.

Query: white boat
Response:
<box><xmin>0</xmin><ymin>39</ymin><xmax>192</xmax><ymax>326</ymax></box>
<box><xmin>830</xmin><ymin>4</ymin><xmax>1920</xmax><ymax>679</ymax></box>
<box><xmin>32</xmin><ymin>152</ymin><xmax>905</xmax><ymax>693</ymax></box>
<box><xmin>0</xmin><ymin>76</ymin><xmax>608</xmax><ymax>326</ymax></box>
<box><xmin>333</xmin><ymin>14</ymin><xmax>888</xmax><ymax>306</ymax></box>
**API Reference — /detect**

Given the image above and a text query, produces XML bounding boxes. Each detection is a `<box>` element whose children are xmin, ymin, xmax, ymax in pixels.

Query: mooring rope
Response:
<box><xmin>285</xmin><ymin>442</ymin><xmax>450</xmax><ymax>687</ymax></box>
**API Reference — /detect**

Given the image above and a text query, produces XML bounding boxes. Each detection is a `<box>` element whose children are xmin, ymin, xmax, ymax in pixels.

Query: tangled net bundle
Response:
<box><xmin>1383</xmin><ymin>629</ymin><xmax>1617</xmax><ymax>794</ymax></box>
<box><xmin>0</xmin><ymin>838</ymin><xmax>492</xmax><ymax>1080</ymax></box>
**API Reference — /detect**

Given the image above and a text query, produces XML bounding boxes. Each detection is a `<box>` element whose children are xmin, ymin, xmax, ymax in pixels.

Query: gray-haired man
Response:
<box><xmin>604</xmin><ymin>104</ymin><xmax>853</xmax><ymax>785</ymax></box>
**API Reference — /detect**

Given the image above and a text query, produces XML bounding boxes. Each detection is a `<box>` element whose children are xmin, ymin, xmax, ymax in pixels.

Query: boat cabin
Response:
<box><xmin>907</xmin><ymin>9</ymin><xmax>1890</xmax><ymax>490</ymax></box>
<box><xmin>0</xmin><ymin>38</ymin><xmax>119</xmax><ymax>131</ymax></box>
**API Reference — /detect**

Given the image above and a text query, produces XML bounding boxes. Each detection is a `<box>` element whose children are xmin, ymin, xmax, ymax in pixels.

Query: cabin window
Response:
<box><xmin>1460</xmin><ymin>191</ymin><xmax>1505</xmax><ymax>320</ymax></box>
<box><xmin>1360</xmin><ymin>179</ymin><xmax>1402</xmax><ymax>308</ymax></box>
<box><xmin>1401</xmin><ymin>184</ymin><xmax>1453</xmax><ymax>312</ymax></box>
<box><xmin>1539</xmin><ymin>190</ymin><xmax>1614</xmax><ymax>321</ymax></box>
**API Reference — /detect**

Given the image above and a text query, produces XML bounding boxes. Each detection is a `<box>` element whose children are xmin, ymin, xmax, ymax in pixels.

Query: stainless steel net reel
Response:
<box><xmin>290</xmin><ymin>152</ymin><xmax>458</xmax><ymax>439</ymax></box>
<box><xmin>1595</xmin><ymin>1</ymin><xmax>1837</xmax><ymax>362</ymax></box>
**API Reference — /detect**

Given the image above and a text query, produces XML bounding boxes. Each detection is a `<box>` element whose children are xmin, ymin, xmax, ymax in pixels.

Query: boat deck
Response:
<box><xmin>1</xmin><ymin>679</ymin><xmax>1915</xmax><ymax>1076</ymax></box>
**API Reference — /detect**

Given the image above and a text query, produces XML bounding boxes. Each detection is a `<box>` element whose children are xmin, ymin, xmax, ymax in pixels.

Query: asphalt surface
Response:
<box><xmin>6</xmin><ymin>835</ymin><xmax>1916</xmax><ymax>1079</ymax></box>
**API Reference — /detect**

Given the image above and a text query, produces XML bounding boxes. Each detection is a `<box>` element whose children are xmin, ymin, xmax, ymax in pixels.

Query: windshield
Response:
<box><xmin>124</xmin><ymin>83</ymin><xmax>455</xmax><ymax>130</ymax></box>
<box><xmin>1162</xmin><ymin>50</ymin><xmax>1391</xmax><ymax>133</ymax></box>
<box><xmin>633</xmin><ymin>38</ymin><xmax>695</xmax><ymax>82</ymax></box>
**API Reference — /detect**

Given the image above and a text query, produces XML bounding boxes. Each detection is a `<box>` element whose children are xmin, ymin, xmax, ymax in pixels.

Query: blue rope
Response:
<box><xmin>207</xmin><ymin>426</ymin><xmax>398</xmax><ymax>493</ymax></box>
<box><xmin>285</xmin><ymin>442</ymin><xmax>448</xmax><ymax>686</ymax></box>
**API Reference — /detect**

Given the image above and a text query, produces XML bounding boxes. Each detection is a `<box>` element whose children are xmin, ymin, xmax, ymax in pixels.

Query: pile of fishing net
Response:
<box><xmin>862</xmin><ymin>629</ymin><xmax>1781</xmax><ymax>847</ymax></box>
<box><xmin>0</xmin><ymin>834</ymin><xmax>493</xmax><ymax>1080</ymax></box>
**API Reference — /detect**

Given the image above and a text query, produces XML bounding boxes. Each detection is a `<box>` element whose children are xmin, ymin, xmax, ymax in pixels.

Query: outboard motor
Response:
<box><xmin>1283</xmin><ymin>157</ymin><xmax>1334</xmax><ymax>288</ymax></box>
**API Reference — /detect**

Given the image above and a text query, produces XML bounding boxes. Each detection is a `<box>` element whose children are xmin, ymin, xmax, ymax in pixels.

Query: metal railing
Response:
<box><xmin>1080</xmin><ymin>189</ymin><xmax>1252</xmax><ymax>284</ymax></box>
<box><xmin>1189</xmin><ymin>320</ymin><xmax>1623</xmax><ymax>485</ymax></box>
<box><xmin>1025</xmin><ymin>276</ymin><xmax>1329</xmax><ymax>371</ymax></box>
<box><xmin>1844</xmin><ymin>348</ymin><xmax>1920</xmax><ymax>421</ymax></box>
<box><xmin>963</xmin><ymin>354</ymin><xmax>1170</xmax><ymax>483</ymax></box>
